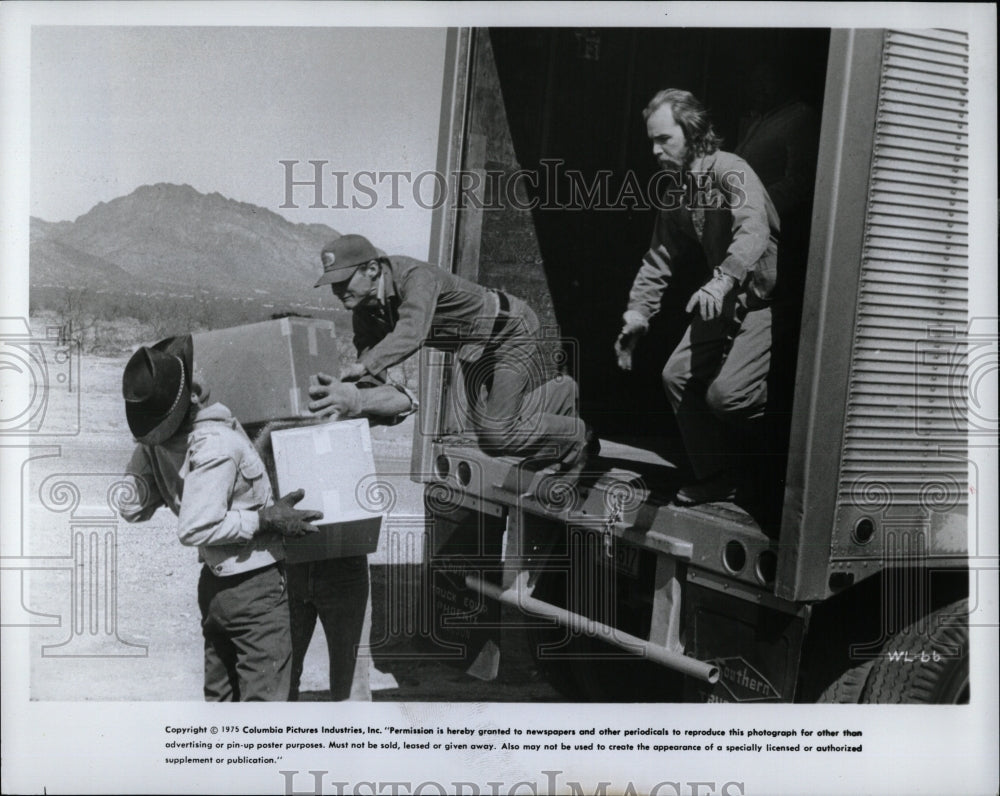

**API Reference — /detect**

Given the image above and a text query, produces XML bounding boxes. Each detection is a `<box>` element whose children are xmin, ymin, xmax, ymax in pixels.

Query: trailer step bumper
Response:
<box><xmin>464</xmin><ymin>574</ymin><xmax>720</xmax><ymax>684</ymax></box>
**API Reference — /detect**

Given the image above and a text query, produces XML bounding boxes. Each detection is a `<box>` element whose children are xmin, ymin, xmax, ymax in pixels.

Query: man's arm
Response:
<box><xmin>683</xmin><ymin>160</ymin><xmax>776</xmax><ymax>320</ymax></box>
<box><xmin>309</xmin><ymin>372</ymin><xmax>416</xmax><ymax>423</ymax></box>
<box><xmin>355</xmin><ymin>266</ymin><xmax>442</xmax><ymax>378</ymax></box>
<box><xmin>625</xmin><ymin>211</ymin><xmax>678</xmax><ymax>325</ymax></box>
<box><xmin>715</xmin><ymin>157</ymin><xmax>776</xmax><ymax>287</ymax></box>
<box><xmin>616</xmin><ymin>212</ymin><xmax>678</xmax><ymax>370</ymax></box>
<box><xmin>176</xmin><ymin>436</ymin><xmax>263</xmax><ymax>547</ymax></box>
<box><xmin>118</xmin><ymin>445</ymin><xmax>165</xmax><ymax>523</ymax></box>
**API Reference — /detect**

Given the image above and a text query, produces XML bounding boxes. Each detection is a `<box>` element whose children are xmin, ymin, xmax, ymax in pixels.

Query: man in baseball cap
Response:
<box><xmin>312</xmin><ymin>233</ymin><xmax>590</xmax><ymax>469</ymax></box>
<box><xmin>295</xmin><ymin>234</ymin><xmax>421</xmax><ymax>702</ymax></box>
<box><xmin>314</xmin><ymin>234</ymin><xmax>381</xmax><ymax>289</ymax></box>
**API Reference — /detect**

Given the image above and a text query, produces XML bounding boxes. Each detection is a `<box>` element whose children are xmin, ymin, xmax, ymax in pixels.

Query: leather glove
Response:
<box><xmin>258</xmin><ymin>489</ymin><xmax>322</xmax><ymax>538</ymax></box>
<box><xmin>685</xmin><ymin>272</ymin><xmax>737</xmax><ymax>321</ymax></box>
<box><xmin>340</xmin><ymin>361</ymin><xmax>368</xmax><ymax>382</ymax></box>
<box><xmin>308</xmin><ymin>372</ymin><xmax>362</xmax><ymax>419</ymax></box>
<box><xmin>614</xmin><ymin>310</ymin><xmax>649</xmax><ymax>372</ymax></box>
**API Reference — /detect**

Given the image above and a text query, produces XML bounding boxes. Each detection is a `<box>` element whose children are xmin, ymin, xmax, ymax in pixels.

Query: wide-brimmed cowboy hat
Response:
<box><xmin>122</xmin><ymin>335</ymin><xmax>194</xmax><ymax>445</ymax></box>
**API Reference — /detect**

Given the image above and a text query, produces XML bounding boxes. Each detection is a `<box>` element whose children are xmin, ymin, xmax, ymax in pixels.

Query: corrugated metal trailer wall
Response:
<box><xmin>780</xmin><ymin>29</ymin><xmax>970</xmax><ymax>601</ymax></box>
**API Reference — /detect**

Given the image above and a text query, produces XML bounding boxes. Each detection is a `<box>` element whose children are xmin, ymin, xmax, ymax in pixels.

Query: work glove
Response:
<box><xmin>258</xmin><ymin>489</ymin><xmax>322</xmax><ymax>538</ymax></box>
<box><xmin>614</xmin><ymin>310</ymin><xmax>649</xmax><ymax>372</ymax></box>
<box><xmin>340</xmin><ymin>361</ymin><xmax>368</xmax><ymax>382</ymax></box>
<box><xmin>685</xmin><ymin>271</ymin><xmax>738</xmax><ymax>321</ymax></box>
<box><xmin>308</xmin><ymin>372</ymin><xmax>362</xmax><ymax>419</ymax></box>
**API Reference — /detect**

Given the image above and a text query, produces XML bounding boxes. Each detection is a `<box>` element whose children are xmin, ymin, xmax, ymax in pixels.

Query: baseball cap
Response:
<box><xmin>314</xmin><ymin>234</ymin><xmax>380</xmax><ymax>287</ymax></box>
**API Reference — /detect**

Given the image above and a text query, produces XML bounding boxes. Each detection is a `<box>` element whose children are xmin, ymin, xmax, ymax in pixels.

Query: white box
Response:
<box><xmin>270</xmin><ymin>419</ymin><xmax>382</xmax><ymax>562</ymax></box>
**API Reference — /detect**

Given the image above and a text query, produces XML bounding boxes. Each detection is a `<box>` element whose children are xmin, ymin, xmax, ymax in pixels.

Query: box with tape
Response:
<box><xmin>269</xmin><ymin>418</ymin><xmax>382</xmax><ymax>562</ymax></box>
<box><xmin>192</xmin><ymin>317</ymin><xmax>339</xmax><ymax>427</ymax></box>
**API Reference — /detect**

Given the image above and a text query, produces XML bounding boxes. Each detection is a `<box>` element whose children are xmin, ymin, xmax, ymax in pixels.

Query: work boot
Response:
<box><xmin>673</xmin><ymin>469</ymin><xmax>741</xmax><ymax>506</ymax></box>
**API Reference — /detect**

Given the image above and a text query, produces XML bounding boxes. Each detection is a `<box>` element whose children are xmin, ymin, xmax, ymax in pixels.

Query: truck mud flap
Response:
<box><xmin>683</xmin><ymin>573</ymin><xmax>807</xmax><ymax>702</ymax></box>
<box><xmin>423</xmin><ymin>504</ymin><xmax>506</xmax><ymax>668</ymax></box>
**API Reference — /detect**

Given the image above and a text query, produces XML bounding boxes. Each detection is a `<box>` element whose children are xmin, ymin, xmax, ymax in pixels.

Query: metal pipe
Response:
<box><xmin>465</xmin><ymin>574</ymin><xmax>720</xmax><ymax>684</ymax></box>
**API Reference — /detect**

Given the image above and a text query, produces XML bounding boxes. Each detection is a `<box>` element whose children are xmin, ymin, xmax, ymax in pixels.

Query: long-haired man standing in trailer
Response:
<box><xmin>615</xmin><ymin>89</ymin><xmax>781</xmax><ymax>506</ymax></box>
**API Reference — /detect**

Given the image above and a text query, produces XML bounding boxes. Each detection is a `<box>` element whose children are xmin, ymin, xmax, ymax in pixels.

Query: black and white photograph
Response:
<box><xmin>1</xmin><ymin>2</ymin><xmax>997</xmax><ymax>795</ymax></box>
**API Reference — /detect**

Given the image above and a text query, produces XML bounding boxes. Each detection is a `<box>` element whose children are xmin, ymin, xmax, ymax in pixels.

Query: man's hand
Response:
<box><xmin>308</xmin><ymin>372</ymin><xmax>362</xmax><ymax>419</ymax></box>
<box><xmin>685</xmin><ymin>273</ymin><xmax>737</xmax><ymax>321</ymax></box>
<box><xmin>340</xmin><ymin>361</ymin><xmax>368</xmax><ymax>382</ymax></box>
<box><xmin>615</xmin><ymin>311</ymin><xmax>649</xmax><ymax>372</ymax></box>
<box><xmin>258</xmin><ymin>489</ymin><xmax>322</xmax><ymax>538</ymax></box>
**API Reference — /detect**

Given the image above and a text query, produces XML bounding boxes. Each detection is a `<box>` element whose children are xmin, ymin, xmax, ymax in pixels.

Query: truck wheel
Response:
<box><xmin>860</xmin><ymin>598</ymin><xmax>970</xmax><ymax>704</ymax></box>
<box><xmin>816</xmin><ymin>661</ymin><xmax>875</xmax><ymax>703</ymax></box>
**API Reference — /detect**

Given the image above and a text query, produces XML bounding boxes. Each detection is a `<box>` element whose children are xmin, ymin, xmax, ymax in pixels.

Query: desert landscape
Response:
<box><xmin>18</xmin><ymin>183</ymin><xmax>558</xmax><ymax>702</ymax></box>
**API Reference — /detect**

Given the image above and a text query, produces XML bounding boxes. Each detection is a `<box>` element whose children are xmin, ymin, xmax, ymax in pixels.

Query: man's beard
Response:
<box><xmin>659</xmin><ymin>152</ymin><xmax>694</xmax><ymax>174</ymax></box>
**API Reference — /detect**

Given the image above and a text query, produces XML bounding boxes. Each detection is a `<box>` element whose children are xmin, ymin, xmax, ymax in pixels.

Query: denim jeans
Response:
<box><xmin>287</xmin><ymin>555</ymin><xmax>370</xmax><ymax>701</ymax></box>
<box><xmin>197</xmin><ymin>562</ymin><xmax>291</xmax><ymax>701</ymax></box>
<box><xmin>461</xmin><ymin>295</ymin><xmax>584</xmax><ymax>461</ymax></box>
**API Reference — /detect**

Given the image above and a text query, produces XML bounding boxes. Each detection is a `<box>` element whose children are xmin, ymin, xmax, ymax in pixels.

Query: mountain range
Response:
<box><xmin>30</xmin><ymin>183</ymin><xmax>341</xmax><ymax>300</ymax></box>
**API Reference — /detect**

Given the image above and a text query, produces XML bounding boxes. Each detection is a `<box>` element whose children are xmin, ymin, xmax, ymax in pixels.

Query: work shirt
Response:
<box><xmin>119</xmin><ymin>403</ymin><xmax>284</xmax><ymax>577</ymax></box>
<box><xmin>353</xmin><ymin>255</ymin><xmax>507</xmax><ymax>377</ymax></box>
<box><xmin>627</xmin><ymin>150</ymin><xmax>780</xmax><ymax>322</ymax></box>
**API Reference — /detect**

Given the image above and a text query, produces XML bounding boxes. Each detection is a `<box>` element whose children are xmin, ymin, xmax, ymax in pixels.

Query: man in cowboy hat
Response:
<box><xmin>117</xmin><ymin>335</ymin><xmax>322</xmax><ymax>701</ymax></box>
<box><xmin>312</xmin><ymin>233</ymin><xmax>589</xmax><ymax>468</ymax></box>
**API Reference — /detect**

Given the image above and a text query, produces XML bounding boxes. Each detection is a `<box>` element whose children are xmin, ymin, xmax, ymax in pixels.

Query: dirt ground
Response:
<box><xmin>21</xmin><ymin>347</ymin><xmax>558</xmax><ymax>702</ymax></box>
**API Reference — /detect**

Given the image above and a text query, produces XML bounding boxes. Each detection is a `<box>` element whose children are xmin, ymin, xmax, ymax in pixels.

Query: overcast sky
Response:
<box><xmin>31</xmin><ymin>26</ymin><xmax>447</xmax><ymax>258</ymax></box>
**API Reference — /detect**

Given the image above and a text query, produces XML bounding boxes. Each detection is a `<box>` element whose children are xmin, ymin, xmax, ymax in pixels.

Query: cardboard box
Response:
<box><xmin>193</xmin><ymin>317</ymin><xmax>339</xmax><ymax>427</ymax></box>
<box><xmin>270</xmin><ymin>419</ymin><xmax>382</xmax><ymax>562</ymax></box>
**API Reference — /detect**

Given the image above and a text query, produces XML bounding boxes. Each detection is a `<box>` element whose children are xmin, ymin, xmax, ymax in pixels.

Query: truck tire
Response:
<box><xmin>860</xmin><ymin>598</ymin><xmax>970</xmax><ymax>704</ymax></box>
<box><xmin>816</xmin><ymin>661</ymin><xmax>875</xmax><ymax>703</ymax></box>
